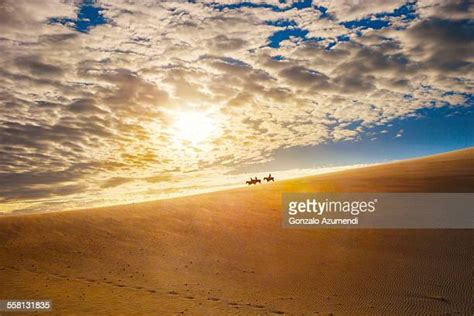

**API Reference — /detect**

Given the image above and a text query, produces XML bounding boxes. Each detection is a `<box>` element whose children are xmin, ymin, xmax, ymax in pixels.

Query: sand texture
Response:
<box><xmin>1</xmin><ymin>148</ymin><xmax>473</xmax><ymax>315</ymax></box>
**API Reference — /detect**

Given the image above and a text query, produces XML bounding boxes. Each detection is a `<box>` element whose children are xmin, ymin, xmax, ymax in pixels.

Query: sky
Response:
<box><xmin>0</xmin><ymin>0</ymin><xmax>473</xmax><ymax>213</ymax></box>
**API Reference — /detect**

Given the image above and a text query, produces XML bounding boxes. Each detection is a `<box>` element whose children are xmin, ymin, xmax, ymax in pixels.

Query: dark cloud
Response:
<box><xmin>97</xmin><ymin>69</ymin><xmax>169</xmax><ymax>115</ymax></box>
<box><xmin>69</xmin><ymin>98</ymin><xmax>105</xmax><ymax>113</ymax></box>
<box><xmin>420</xmin><ymin>0</ymin><xmax>474</xmax><ymax>20</ymax></box>
<box><xmin>100</xmin><ymin>177</ymin><xmax>134</xmax><ymax>188</ymax></box>
<box><xmin>0</xmin><ymin>184</ymin><xmax>88</xmax><ymax>201</ymax></box>
<box><xmin>39</xmin><ymin>32</ymin><xmax>79</xmax><ymax>43</ymax></box>
<box><xmin>14</xmin><ymin>55</ymin><xmax>64</xmax><ymax>77</ymax></box>
<box><xmin>143</xmin><ymin>174</ymin><xmax>172</xmax><ymax>183</ymax></box>
<box><xmin>0</xmin><ymin>119</ymin><xmax>113</xmax><ymax>151</ymax></box>
<box><xmin>333</xmin><ymin>75</ymin><xmax>376</xmax><ymax>94</ymax></box>
<box><xmin>0</xmin><ymin>162</ymin><xmax>102</xmax><ymax>189</ymax></box>
<box><xmin>279</xmin><ymin>66</ymin><xmax>330</xmax><ymax>88</ymax></box>
<box><xmin>407</xmin><ymin>17</ymin><xmax>474</xmax><ymax>72</ymax></box>
<box><xmin>210</xmin><ymin>35</ymin><xmax>247</xmax><ymax>51</ymax></box>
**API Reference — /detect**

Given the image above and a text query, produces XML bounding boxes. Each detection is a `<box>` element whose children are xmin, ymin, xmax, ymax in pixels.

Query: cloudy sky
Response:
<box><xmin>0</xmin><ymin>0</ymin><xmax>473</xmax><ymax>213</ymax></box>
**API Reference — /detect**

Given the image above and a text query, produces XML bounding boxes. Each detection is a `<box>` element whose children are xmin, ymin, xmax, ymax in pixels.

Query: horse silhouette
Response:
<box><xmin>246</xmin><ymin>177</ymin><xmax>261</xmax><ymax>185</ymax></box>
<box><xmin>264</xmin><ymin>173</ymin><xmax>274</xmax><ymax>182</ymax></box>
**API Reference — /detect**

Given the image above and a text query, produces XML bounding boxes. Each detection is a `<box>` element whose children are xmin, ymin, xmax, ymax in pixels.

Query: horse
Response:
<box><xmin>246</xmin><ymin>177</ymin><xmax>261</xmax><ymax>185</ymax></box>
<box><xmin>264</xmin><ymin>174</ymin><xmax>274</xmax><ymax>182</ymax></box>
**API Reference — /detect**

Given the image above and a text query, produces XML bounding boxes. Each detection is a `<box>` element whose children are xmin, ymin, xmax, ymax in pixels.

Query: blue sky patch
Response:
<box><xmin>266</xmin><ymin>2</ymin><xmax>416</xmax><ymax>49</ymax></box>
<box><xmin>326</xmin><ymin>34</ymin><xmax>350</xmax><ymax>49</ymax></box>
<box><xmin>272</xmin><ymin>55</ymin><xmax>286</xmax><ymax>61</ymax></box>
<box><xmin>268</xmin><ymin>28</ymin><xmax>309</xmax><ymax>48</ymax></box>
<box><xmin>341</xmin><ymin>1</ymin><xmax>417</xmax><ymax>31</ymax></box>
<box><xmin>375</xmin><ymin>2</ymin><xmax>418</xmax><ymax>21</ymax></box>
<box><xmin>314</xmin><ymin>5</ymin><xmax>330</xmax><ymax>18</ymax></box>
<box><xmin>211</xmin><ymin>0</ymin><xmax>312</xmax><ymax>12</ymax></box>
<box><xmin>212</xmin><ymin>1</ymin><xmax>279</xmax><ymax>11</ymax></box>
<box><xmin>341</xmin><ymin>18</ymin><xmax>390</xmax><ymax>30</ymax></box>
<box><xmin>266</xmin><ymin>19</ymin><xmax>298</xmax><ymax>27</ymax></box>
<box><xmin>49</xmin><ymin>0</ymin><xmax>107</xmax><ymax>33</ymax></box>
<box><xmin>290</xmin><ymin>0</ymin><xmax>313</xmax><ymax>10</ymax></box>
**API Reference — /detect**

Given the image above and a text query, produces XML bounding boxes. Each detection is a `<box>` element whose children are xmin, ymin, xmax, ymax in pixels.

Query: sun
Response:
<box><xmin>173</xmin><ymin>111</ymin><xmax>217</xmax><ymax>144</ymax></box>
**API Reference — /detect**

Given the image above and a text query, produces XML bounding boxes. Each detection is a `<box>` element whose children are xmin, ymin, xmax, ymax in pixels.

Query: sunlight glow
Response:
<box><xmin>173</xmin><ymin>111</ymin><xmax>217</xmax><ymax>144</ymax></box>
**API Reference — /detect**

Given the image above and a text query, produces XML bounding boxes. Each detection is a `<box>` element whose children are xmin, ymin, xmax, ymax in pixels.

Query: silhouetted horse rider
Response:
<box><xmin>264</xmin><ymin>173</ymin><xmax>274</xmax><ymax>182</ymax></box>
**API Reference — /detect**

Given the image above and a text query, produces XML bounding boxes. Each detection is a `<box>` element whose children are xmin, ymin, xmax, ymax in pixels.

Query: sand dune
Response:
<box><xmin>0</xmin><ymin>148</ymin><xmax>473</xmax><ymax>315</ymax></box>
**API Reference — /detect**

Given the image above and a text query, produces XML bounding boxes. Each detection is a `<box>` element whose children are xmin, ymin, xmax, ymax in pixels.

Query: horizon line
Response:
<box><xmin>3</xmin><ymin>146</ymin><xmax>472</xmax><ymax>217</ymax></box>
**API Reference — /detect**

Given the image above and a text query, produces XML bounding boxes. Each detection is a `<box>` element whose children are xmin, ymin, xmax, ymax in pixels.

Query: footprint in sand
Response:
<box><xmin>423</xmin><ymin>295</ymin><xmax>448</xmax><ymax>303</ymax></box>
<box><xmin>207</xmin><ymin>297</ymin><xmax>220</xmax><ymax>301</ymax></box>
<box><xmin>278</xmin><ymin>297</ymin><xmax>293</xmax><ymax>301</ymax></box>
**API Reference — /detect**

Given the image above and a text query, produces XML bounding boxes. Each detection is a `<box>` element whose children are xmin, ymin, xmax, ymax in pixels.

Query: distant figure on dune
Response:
<box><xmin>264</xmin><ymin>173</ymin><xmax>274</xmax><ymax>182</ymax></box>
<box><xmin>246</xmin><ymin>177</ymin><xmax>261</xmax><ymax>185</ymax></box>
<box><xmin>245</xmin><ymin>175</ymin><xmax>275</xmax><ymax>185</ymax></box>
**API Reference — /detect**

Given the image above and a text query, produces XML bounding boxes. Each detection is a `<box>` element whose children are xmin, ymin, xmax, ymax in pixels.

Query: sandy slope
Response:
<box><xmin>0</xmin><ymin>148</ymin><xmax>473</xmax><ymax>315</ymax></box>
